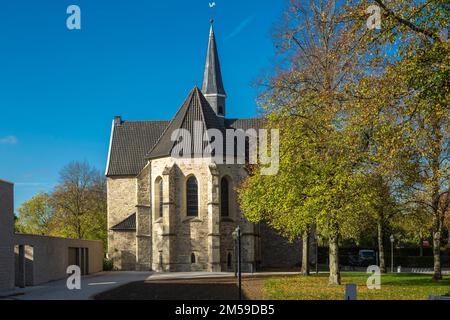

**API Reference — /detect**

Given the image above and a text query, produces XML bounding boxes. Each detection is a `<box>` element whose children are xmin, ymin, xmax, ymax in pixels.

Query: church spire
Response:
<box><xmin>202</xmin><ymin>20</ymin><xmax>226</xmax><ymax>117</ymax></box>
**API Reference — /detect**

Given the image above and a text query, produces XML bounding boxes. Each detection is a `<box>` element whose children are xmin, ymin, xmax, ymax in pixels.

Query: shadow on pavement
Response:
<box><xmin>94</xmin><ymin>278</ymin><xmax>248</xmax><ymax>300</ymax></box>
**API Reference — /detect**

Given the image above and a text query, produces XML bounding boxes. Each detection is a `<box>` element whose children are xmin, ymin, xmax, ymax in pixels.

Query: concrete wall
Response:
<box><xmin>0</xmin><ymin>180</ymin><xmax>15</xmax><ymax>291</ymax></box>
<box><xmin>14</xmin><ymin>234</ymin><xmax>103</xmax><ymax>286</ymax></box>
<box><xmin>0</xmin><ymin>179</ymin><xmax>104</xmax><ymax>291</ymax></box>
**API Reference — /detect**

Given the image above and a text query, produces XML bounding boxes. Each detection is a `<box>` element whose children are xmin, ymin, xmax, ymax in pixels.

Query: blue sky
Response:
<box><xmin>0</xmin><ymin>0</ymin><xmax>285</xmax><ymax>209</ymax></box>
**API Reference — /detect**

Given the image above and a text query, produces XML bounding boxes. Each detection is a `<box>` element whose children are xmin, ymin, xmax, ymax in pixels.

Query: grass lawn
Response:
<box><xmin>263</xmin><ymin>273</ymin><xmax>450</xmax><ymax>300</ymax></box>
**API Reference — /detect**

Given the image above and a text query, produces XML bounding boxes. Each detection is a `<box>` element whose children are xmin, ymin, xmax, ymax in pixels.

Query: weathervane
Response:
<box><xmin>209</xmin><ymin>2</ymin><xmax>216</xmax><ymax>24</ymax></box>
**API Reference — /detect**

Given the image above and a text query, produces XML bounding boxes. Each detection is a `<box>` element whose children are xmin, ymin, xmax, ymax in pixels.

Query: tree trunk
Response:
<box><xmin>419</xmin><ymin>236</ymin><xmax>423</xmax><ymax>257</ymax></box>
<box><xmin>301</xmin><ymin>230</ymin><xmax>310</xmax><ymax>276</ymax></box>
<box><xmin>328</xmin><ymin>233</ymin><xmax>340</xmax><ymax>285</ymax></box>
<box><xmin>432</xmin><ymin>219</ymin><xmax>442</xmax><ymax>281</ymax></box>
<box><xmin>377</xmin><ymin>218</ymin><xmax>386</xmax><ymax>273</ymax></box>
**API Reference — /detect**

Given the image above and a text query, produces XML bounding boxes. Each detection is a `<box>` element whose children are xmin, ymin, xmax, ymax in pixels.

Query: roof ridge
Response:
<box><xmin>195</xmin><ymin>87</ymin><xmax>210</xmax><ymax>130</ymax></box>
<box><xmin>179</xmin><ymin>87</ymin><xmax>207</xmax><ymax>132</ymax></box>
<box><xmin>121</xmin><ymin>120</ymin><xmax>170</xmax><ymax>123</ymax></box>
<box><xmin>226</xmin><ymin>116</ymin><xmax>262</xmax><ymax>120</ymax></box>
<box><xmin>145</xmin><ymin>88</ymin><xmax>197</xmax><ymax>158</ymax></box>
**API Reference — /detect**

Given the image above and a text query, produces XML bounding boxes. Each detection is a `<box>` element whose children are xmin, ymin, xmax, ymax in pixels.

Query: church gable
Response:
<box><xmin>146</xmin><ymin>87</ymin><xmax>226</xmax><ymax>160</ymax></box>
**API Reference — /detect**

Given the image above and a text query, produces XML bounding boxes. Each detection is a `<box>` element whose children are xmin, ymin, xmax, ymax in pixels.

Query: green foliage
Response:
<box><xmin>238</xmin><ymin>0</ymin><xmax>372</xmax><ymax>244</ymax></box>
<box><xmin>50</xmin><ymin>161</ymin><xmax>107</xmax><ymax>244</ymax></box>
<box><xmin>103</xmin><ymin>258</ymin><xmax>114</xmax><ymax>271</ymax></box>
<box><xmin>15</xmin><ymin>161</ymin><xmax>107</xmax><ymax>248</ymax></box>
<box><xmin>239</xmin><ymin>1</ymin><xmax>448</xmax><ymax>283</ymax></box>
<box><xmin>15</xmin><ymin>192</ymin><xmax>53</xmax><ymax>235</ymax></box>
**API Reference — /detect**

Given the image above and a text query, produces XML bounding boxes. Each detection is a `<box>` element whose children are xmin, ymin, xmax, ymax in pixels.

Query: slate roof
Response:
<box><xmin>106</xmin><ymin>105</ymin><xmax>266</xmax><ymax>177</ymax></box>
<box><xmin>106</xmin><ymin>119</ymin><xmax>169</xmax><ymax>176</ymax></box>
<box><xmin>146</xmin><ymin>86</ymin><xmax>226</xmax><ymax>160</ymax></box>
<box><xmin>226</xmin><ymin>118</ymin><xmax>266</xmax><ymax>131</ymax></box>
<box><xmin>110</xmin><ymin>213</ymin><xmax>136</xmax><ymax>231</ymax></box>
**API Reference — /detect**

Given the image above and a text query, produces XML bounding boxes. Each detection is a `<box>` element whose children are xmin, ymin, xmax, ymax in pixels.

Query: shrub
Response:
<box><xmin>103</xmin><ymin>258</ymin><xmax>114</xmax><ymax>271</ymax></box>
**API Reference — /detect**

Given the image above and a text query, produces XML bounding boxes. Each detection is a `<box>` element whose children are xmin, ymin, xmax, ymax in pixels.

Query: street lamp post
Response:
<box><xmin>390</xmin><ymin>234</ymin><xmax>395</xmax><ymax>273</ymax></box>
<box><xmin>233</xmin><ymin>230</ymin><xmax>237</xmax><ymax>277</ymax></box>
<box><xmin>232</xmin><ymin>226</ymin><xmax>242</xmax><ymax>300</ymax></box>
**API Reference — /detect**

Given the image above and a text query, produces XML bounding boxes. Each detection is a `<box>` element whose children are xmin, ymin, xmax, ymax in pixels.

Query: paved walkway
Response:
<box><xmin>2</xmin><ymin>269</ymin><xmax>448</xmax><ymax>300</ymax></box>
<box><xmin>1</xmin><ymin>271</ymin><xmax>152</xmax><ymax>300</ymax></box>
<box><xmin>0</xmin><ymin>271</ymin><xmax>300</xmax><ymax>300</ymax></box>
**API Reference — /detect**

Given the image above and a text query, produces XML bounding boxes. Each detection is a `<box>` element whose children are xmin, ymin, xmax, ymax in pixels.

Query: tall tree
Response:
<box><xmin>239</xmin><ymin>0</ymin><xmax>372</xmax><ymax>284</ymax></box>
<box><xmin>349</xmin><ymin>71</ymin><xmax>412</xmax><ymax>273</ymax></box>
<box><xmin>50</xmin><ymin>161</ymin><xmax>107</xmax><ymax>241</ymax></box>
<box><xmin>15</xmin><ymin>192</ymin><xmax>54</xmax><ymax>235</ymax></box>
<box><xmin>239</xmin><ymin>117</ymin><xmax>316</xmax><ymax>276</ymax></box>
<box><xmin>347</xmin><ymin>0</ymin><xmax>449</xmax><ymax>280</ymax></box>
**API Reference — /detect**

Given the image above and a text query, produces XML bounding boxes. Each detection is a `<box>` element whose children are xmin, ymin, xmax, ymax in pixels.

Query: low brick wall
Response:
<box><xmin>14</xmin><ymin>234</ymin><xmax>103</xmax><ymax>286</ymax></box>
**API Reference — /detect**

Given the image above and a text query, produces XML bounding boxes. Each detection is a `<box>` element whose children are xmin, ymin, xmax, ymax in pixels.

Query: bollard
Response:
<box><xmin>345</xmin><ymin>284</ymin><xmax>357</xmax><ymax>300</ymax></box>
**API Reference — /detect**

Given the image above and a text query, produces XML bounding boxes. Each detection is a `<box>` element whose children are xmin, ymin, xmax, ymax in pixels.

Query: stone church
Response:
<box><xmin>105</xmin><ymin>22</ymin><xmax>301</xmax><ymax>272</ymax></box>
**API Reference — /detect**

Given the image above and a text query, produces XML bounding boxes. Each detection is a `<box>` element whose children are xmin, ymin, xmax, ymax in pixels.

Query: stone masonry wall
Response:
<box><xmin>136</xmin><ymin>163</ymin><xmax>152</xmax><ymax>271</ymax></box>
<box><xmin>217</xmin><ymin>164</ymin><xmax>255</xmax><ymax>272</ymax></box>
<box><xmin>107</xmin><ymin>231</ymin><xmax>136</xmax><ymax>270</ymax></box>
<box><xmin>151</xmin><ymin>158</ymin><xmax>214</xmax><ymax>272</ymax></box>
<box><xmin>106</xmin><ymin>159</ymin><xmax>313</xmax><ymax>273</ymax></box>
<box><xmin>107</xmin><ymin>177</ymin><xmax>138</xmax><ymax>269</ymax></box>
<box><xmin>149</xmin><ymin>158</ymin><xmax>257</xmax><ymax>272</ymax></box>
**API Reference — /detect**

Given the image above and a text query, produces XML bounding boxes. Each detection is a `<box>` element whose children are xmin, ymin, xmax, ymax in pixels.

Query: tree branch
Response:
<box><xmin>374</xmin><ymin>0</ymin><xmax>441</xmax><ymax>42</ymax></box>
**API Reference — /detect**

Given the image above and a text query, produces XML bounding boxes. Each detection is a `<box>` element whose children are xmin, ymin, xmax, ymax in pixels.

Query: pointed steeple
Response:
<box><xmin>202</xmin><ymin>20</ymin><xmax>226</xmax><ymax>117</ymax></box>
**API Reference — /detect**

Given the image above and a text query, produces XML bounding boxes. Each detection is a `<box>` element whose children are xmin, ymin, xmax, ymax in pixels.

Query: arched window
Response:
<box><xmin>191</xmin><ymin>253</ymin><xmax>196</xmax><ymax>264</ymax></box>
<box><xmin>186</xmin><ymin>176</ymin><xmax>198</xmax><ymax>216</ymax></box>
<box><xmin>155</xmin><ymin>177</ymin><xmax>163</xmax><ymax>218</ymax></box>
<box><xmin>159</xmin><ymin>179</ymin><xmax>163</xmax><ymax>218</ymax></box>
<box><xmin>220</xmin><ymin>177</ymin><xmax>230</xmax><ymax>217</ymax></box>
